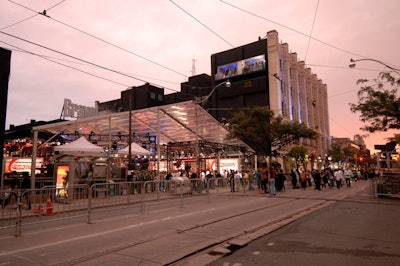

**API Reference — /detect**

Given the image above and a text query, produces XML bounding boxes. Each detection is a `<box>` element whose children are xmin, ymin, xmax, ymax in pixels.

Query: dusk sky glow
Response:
<box><xmin>1</xmin><ymin>0</ymin><xmax>400</xmax><ymax>153</ymax></box>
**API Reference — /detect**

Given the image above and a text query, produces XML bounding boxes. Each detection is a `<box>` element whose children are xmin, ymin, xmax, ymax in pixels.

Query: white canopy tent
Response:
<box><xmin>54</xmin><ymin>136</ymin><xmax>104</xmax><ymax>157</ymax></box>
<box><xmin>118</xmin><ymin>142</ymin><xmax>150</xmax><ymax>156</ymax></box>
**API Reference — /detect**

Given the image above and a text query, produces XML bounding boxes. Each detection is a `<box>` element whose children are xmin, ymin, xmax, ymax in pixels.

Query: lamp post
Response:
<box><xmin>194</xmin><ymin>80</ymin><xmax>231</xmax><ymax>176</ymax></box>
<box><xmin>195</xmin><ymin>80</ymin><xmax>231</xmax><ymax>107</ymax></box>
<box><xmin>349</xmin><ymin>58</ymin><xmax>400</xmax><ymax>75</ymax></box>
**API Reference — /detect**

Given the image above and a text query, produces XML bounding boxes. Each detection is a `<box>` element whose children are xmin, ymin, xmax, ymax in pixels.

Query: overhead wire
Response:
<box><xmin>0</xmin><ymin>40</ymin><xmax>130</xmax><ymax>87</ymax></box>
<box><xmin>169</xmin><ymin>0</ymin><xmax>234</xmax><ymax>48</ymax></box>
<box><xmin>304</xmin><ymin>0</ymin><xmax>319</xmax><ymax>62</ymax></box>
<box><xmin>0</xmin><ymin>30</ymin><xmax>166</xmax><ymax>87</ymax></box>
<box><xmin>1</xmin><ymin>0</ymin><xmax>66</xmax><ymax>30</ymax></box>
<box><xmin>219</xmin><ymin>0</ymin><xmax>369</xmax><ymax>60</ymax></box>
<box><xmin>0</xmin><ymin>31</ymin><xmax>207</xmax><ymax>99</ymax></box>
<box><xmin>7</xmin><ymin>0</ymin><xmax>188</xmax><ymax>79</ymax></box>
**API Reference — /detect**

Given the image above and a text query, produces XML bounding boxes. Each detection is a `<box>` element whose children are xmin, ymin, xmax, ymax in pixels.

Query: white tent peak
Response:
<box><xmin>54</xmin><ymin>136</ymin><xmax>104</xmax><ymax>156</ymax></box>
<box><xmin>119</xmin><ymin>142</ymin><xmax>150</xmax><ymax>156</ymax></box>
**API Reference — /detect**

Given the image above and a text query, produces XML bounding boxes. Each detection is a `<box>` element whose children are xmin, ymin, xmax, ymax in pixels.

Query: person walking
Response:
<box><xmin>344</xmin><ymin>168</ymin><xmax>352</xmax><ymax>188</ymax></box>
<box><xmin>269</xmin><ymin>164</ymin><xmax>276</xmax><ymax>195</ymax></box>
<box><xmin>334</xmin><ymin>168</ymin><xmax>344</xmax><ymax>189</ymax></box>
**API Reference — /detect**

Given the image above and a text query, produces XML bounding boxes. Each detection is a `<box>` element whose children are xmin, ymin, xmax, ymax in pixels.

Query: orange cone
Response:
<box><xmin>46</xmin><ymin>196</ymin><xmax>54</xmax><ymax>216</ymax></box>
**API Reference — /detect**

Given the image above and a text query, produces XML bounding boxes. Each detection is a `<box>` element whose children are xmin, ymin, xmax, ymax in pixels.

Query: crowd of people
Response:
<box><xmin>160</xmin><ymin>163</ymin><xmax>380</xmax><ymax>196</ymax></box>
<box><xmin>289</xmin><ymin>167</ymin><xmax>380</xmax><ymax>191</ymax></box>
<box><xmin>1</xmin><ymin>171</ymin><xmax>31</xmax><ymax>209</ymax></box>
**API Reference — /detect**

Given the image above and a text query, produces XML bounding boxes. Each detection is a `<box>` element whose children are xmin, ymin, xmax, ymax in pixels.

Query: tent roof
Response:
<box><xmin>33</xmin><ymin>101</ymin><xmax>253</xmax><ymax>152</ymax></box>
<box><xmin>54</xmin><ymin>136</ymin><xmax>104</xmax><ymax>156</ymax></box>
<box><xmin>119</xmin><ymin>142</ymin><xmax>150</xmax><ymax>156</ymax></box>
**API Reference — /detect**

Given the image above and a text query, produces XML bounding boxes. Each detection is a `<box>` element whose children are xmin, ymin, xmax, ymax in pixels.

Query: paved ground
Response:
<box><xmin>205</xmin><ymin>184</ymin><xmax>400</xmax><ymax>266</ymax></box>
<box><xmin>1</xmin><ymin>179</ymin><xmax>399</xmax><ymax>266</ymax></box>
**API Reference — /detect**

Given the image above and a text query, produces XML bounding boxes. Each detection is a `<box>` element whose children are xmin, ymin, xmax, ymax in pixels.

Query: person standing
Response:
<box><xmin>276</xmin><ymin>167</ymin><xmax>285</xmax><ymax>192</ymax></box>
<box><xmin>255</xmin><ymin>169</ymin><xmax>262</xmax><ymax>191</ymax></box>
<box><xmin>290</xmin><ymin>168</ymin><xmax>300</xmax><ymax>189</ymax></box>
<box><xmin>312</xmin><ymin>169</ymin><xmax>321</xmax><ymax>191</ymax></box>
<box><xmin>300</xmin><ymin>170</ymin><xmax>308</xmax><ymax>189</ymax></box>
<box><xmin>269</xmin><ymin>164</ymin><xmax>276</xmax><ymax>195</ymax></box>
<box><xmin>21</xmin><ymin>172</ymin><xmax>31</xmax><ymax>210</ymax></box>
<box><xmin>260</xmin><ymin>165</ymin><xmax>269</xmax><ymax>193</ymax></box>
<box><xmin>10</xmin><ymin>171</ymin><xmax>20</xmax><ymax>202</ymax></box>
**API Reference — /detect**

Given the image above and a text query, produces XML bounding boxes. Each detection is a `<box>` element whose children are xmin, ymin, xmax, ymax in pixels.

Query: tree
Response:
<box><xmin>225</xmin><ymin>106</ymin><xmax>318</xmax><ymax>156</ymax></box>
<box><xmin>287</xmin><ymin>145</ymin><xmax>309</xmax><ymax>169</ymax></box>
<box><xmin>350</xmin><ymin>72</ymin><xmax>400</xmax><ymax>133</ymax></box>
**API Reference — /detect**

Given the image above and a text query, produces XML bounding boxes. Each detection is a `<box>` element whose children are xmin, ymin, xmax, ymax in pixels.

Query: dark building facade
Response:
<box><xmin>98</xmin><ymin>83</ymin><xmax>165</xmax><ymax>113</ymax></box>
<box><xmin>209</xmin><ymin>39</ymin><xmax>269</xmax><ymax>122</ymax></box>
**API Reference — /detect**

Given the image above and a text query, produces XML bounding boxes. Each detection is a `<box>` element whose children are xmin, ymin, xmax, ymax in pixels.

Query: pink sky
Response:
<box><xmin>1</xmin><ymin>0</ymin><xmax>399</xmax><ymax>152</ymax></box>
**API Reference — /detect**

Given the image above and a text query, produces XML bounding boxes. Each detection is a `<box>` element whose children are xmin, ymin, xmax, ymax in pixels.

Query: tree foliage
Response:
<box><xmin>225</xmin><ymin>106</ymin><xmax>318</xmax><ymax>156</ymax></box>
<box><xmin>287</xmin><ymin>145</ymin><xmax>309</xmax><ymax>169</ymax></box>
<box><xmin>350</xmin><ymin>72</ymin><xmax>400</xmax><ymax>133</ymax></box>
<box><xmin>327</xmin><ymin>145</ymin><xmax>353</xmax><ymax>163</ymax></box>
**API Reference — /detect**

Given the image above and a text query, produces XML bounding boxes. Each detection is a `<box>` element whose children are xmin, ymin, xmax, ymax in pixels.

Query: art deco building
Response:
<box><xmin>208</xmin><ymin>30</ymin><xmax>330</xmax><ymax>157</ymax></box>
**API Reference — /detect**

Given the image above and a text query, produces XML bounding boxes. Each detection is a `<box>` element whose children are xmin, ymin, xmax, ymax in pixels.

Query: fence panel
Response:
<box><xmin>370</xmin><ymin>172</ymin><xmax>400</xmax><ymax>199</ymax></box>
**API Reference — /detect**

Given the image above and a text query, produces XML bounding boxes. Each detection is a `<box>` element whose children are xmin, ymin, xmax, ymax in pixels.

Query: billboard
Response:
<box><xmin>215</xmin><ymin>55</ymin><xmax>266</xmax><ymax>80</ymax></box>
<box><xmin>5</xmin><ymin>157</ymin><xmax>44</xmax><ymax>174</ymax></box>
<box><xmin>206</xmin><ymin>158</ymin><xmax>239</xmax><ymax>172</ymax></box>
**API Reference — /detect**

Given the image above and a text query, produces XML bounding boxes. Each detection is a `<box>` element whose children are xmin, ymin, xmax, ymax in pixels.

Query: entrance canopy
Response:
<box><xmin>33</xmin><ymin>101</ymin><xmax>252</xmax><ymax>151</ymax></box>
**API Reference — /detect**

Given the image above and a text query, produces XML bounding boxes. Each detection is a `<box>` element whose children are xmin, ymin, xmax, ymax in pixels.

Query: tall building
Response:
<box><xmin>209</xmin><ymin>30</ymin><xmax>330</xmax><ymax>156</ymax></box>
<box><xmin>97</xmin><ymin>30</ymin><xmax>330</xmax><ymax>157</ymax></box>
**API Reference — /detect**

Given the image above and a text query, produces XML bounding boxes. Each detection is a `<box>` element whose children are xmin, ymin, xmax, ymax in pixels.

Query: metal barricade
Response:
<box><xmin>371</xmin><ymin>172</ymin><xmax>400</xmax><ymax>198</ymax></box>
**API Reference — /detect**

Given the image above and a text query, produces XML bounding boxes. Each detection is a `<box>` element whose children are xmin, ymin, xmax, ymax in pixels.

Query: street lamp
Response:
<box><xmin>349</xmin><ymin>58</ymin><xmax>400</xmax><ymax>75</ymax></box>
<box><xmin>195</xmin><ymin>80</ymin><xmax>231</xmax><ymax>107</ymax></box>
<box><xmin>194</xmin><ymin>79</ymin><xmax>231</xmax><ymax>177</ymax></box>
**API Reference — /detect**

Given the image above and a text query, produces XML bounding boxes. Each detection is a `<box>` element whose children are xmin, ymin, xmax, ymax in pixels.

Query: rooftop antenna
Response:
<box><xmin>191</xmin><ymin>57</ymin><xmax>197</xmax><ymax>76</ymax></box>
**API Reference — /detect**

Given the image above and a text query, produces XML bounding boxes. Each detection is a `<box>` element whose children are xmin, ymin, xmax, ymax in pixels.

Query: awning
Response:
<box><xmin>32</xmin><ymin>101</ymin><xmax>252</xmax><ymax>151</ymax></box>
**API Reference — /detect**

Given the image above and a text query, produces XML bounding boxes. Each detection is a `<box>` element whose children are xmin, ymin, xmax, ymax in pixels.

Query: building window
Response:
<box><xmin>150</xmin><ymin>92</ymin><xmax>156</xmax><ymax>100</ymax></box>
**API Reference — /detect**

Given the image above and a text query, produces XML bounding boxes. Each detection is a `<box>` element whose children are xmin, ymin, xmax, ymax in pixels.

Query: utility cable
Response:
<box><xmin>0</xmin><ymin>30</ymin><xmax>161</xmax><ymax>86</ymax></box>
<box><xmin>304</xmin><ymin>0</ymin><xmax>319</xmax><ymax>62</ymax></box>
<box><xmin>7</xmin><ymin>0</ymin><xmax>188</xmax><ymax>78</ymax></box>
<box><xmin>220</xmin><ymin>0</ymin><xmax>369</xmax><ymax>60</ymax></box>
<box><xmin>170</xmin><ymin>0</ymin><xmax>234</xmax><ymax>48</ymax></box>
<box><xmin>0</xmin><ymin>32</ymin><xmax>204</xmax><ymax>98</ymax></box>
<box><xmin>2</xmin><ymin>0</ymin><xmax>66</xmax><ymax>30</ymax></box>
<box><xmin>1</xmin><ymin>40</ymin><xmax>130</xmax><ymax>87</ymax></box>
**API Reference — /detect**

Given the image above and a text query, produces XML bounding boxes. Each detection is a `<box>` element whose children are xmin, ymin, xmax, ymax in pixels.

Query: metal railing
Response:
<box><xmin>369</xmin><ymin>172</ymin><xmax>400</xmax><ymax>199</ymax></box>
<box><xmin>1</xmin><ymin>177</ymin><xmax>255</xmax><ymax>236</ymax></box>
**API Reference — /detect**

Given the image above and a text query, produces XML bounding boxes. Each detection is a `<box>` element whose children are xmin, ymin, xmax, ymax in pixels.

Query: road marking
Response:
<box><xmin>0</xmin><ymin>208</ymin><xmax>216</xmax><ymax>256</ymax></box>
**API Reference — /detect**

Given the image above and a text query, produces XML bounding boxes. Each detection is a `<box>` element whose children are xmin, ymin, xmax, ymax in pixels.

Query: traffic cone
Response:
<box><xmin>46</xmin><ymin>196</ymin><xmax>54</xmax><ymax>216</ymax></box>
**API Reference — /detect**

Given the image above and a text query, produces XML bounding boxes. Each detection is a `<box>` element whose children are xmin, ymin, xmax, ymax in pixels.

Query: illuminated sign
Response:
<box><xmin>63</xmin><ymin>99</ymin><xmax>98</xmax><ymax>119</ymax></box>
<box><xmin>5</xmin><ymin>158</ymin><xmax>44</xmax><ymax>174</ymax></box>
<box><xmin>206</xmin><ymin>158</ymin><xmax>239</xmax><ymax>172</ymax></box>
<box><xmin>215</xmin><ymin>55</ymin><xmax>266</xmax><ymax>80</ymax></box>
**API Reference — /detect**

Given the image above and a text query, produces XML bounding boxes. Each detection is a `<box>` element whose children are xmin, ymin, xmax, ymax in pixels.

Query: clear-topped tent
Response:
<box><xmin>31</xmin><ymin>101</ymin><xmax>253</xmax><ymax>183</ymax></box>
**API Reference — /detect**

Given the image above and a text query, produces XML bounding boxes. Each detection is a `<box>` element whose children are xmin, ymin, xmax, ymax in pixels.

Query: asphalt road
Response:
<box><xmin>207</xmin><ymin>189</ymin><xmax>400</xmax><ymax>266</ymax></box>
<box><xmin>1</xmin><ymin>180</ymin><xmax>398</xmax><ymax>266</ymax></box>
